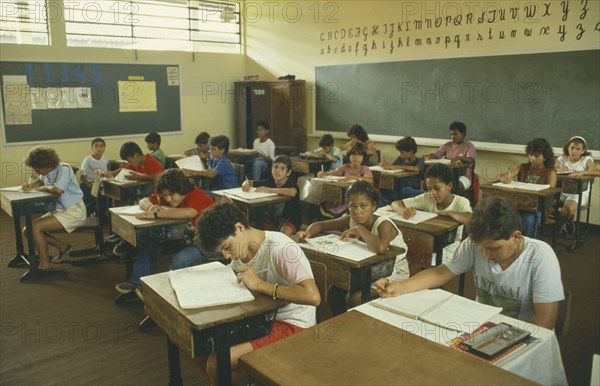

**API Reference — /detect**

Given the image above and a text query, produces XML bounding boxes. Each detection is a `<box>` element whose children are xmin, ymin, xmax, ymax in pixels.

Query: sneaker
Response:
<box><xmin>135</xmin><ymin>287</ymin><xmax>145</xmax><ymax>302</ymax></box>
<box><xmin>565</xmin><ymin>220</ymin><xmax>575</xmax><ymax>237</ymax></box>
<box><xmin>113</xmin><ymin>240</ymin><xmax>128</xmax><ymax>257</ymax></box>
<box><xmin>51</xmin><ymin>244</ymin><xmax>73</xmax><ymax>263</ymax></box>
<box><xmin>115</xmin><ymin>281</ymin><xmax>138</xmax><ymax>294</ymax></box>
<box><xmin>105</xmin><ymin>233</ymin><xmax>121</xmax><ymax>243</ymax></box>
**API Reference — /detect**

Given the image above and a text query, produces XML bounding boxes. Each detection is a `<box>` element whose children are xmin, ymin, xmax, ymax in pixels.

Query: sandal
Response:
<box><xmin>51</xmin><ymin>244</ymin><xmax>73</xmax><ymax>263</ymax></box>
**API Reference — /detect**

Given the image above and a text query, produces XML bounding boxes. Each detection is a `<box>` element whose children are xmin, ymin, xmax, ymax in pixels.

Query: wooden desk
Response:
<box><xmin>239</xmin><ymin>310</ymin><xmax>534</xmax><ymax>386</ymax></box>
<box><xmin>109</xmin><ymin>206</ymin><xmax>189</xmax><ymax>290</ymax></box>
<box><xmin>557</xmin><ymin>174</ymin><xmax>595</xmax><ymax>252</ymax></box>
<box><xmin>165</xmin><ymin>154</ymin><xmax>186</xmax><ymax>169</ymax></box>
<box><xmin>0</xmin><ymin>188</ymin><xmax>62</xmax><ymax>282</ymax></box>
<box><xmin>385</xmin><ymin>215</ymin><xmax>462</xmax><ymax>266</ymax></box>
<box><xmin>480</xmin><ymin>184</ymin><xmax>561</xmax><ymax>249</ymax></box>
<box><xmin>212</xmin><ymin>190</ymin><xmax>291</xmax><ymax>226</ymax></box>
<box><xmin>227</xmin><ymin>149</ymin><xmax>258</xmax><ymax>164</ymax></box>
<box><xmin>142</xmin><ymin>270</ymin><xmax>286</xmax><ymax>386</ymax></box>
<box><xmin>102</xmin><ymin>179</ymin><xmax>155</xmax><ymax>204</ymax></box>
<box><xmin>371</xmin><ymin>169</ymin><xmax>419</xmax><ymax>190</ymax></box>
<box><xmin>290</xmin><ymin>156</ymin><xmax>331</xmax><ymax>175</ymax></box>
<box><xmin>300</xmin><ymin>242</ymin><xmax>402</xmax><ymax>304</ymax></box>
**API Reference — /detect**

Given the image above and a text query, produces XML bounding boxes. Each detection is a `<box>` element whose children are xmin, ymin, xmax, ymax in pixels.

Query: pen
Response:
<box><xmin>254</xmin><ymin>268</ymin><xmax>269</xmax><ymax>274</ymax></box>
<box><xmin>507</xmin><ymin>165</ymin><xmax>511</xmax><ymax>177</ymax></box>
<box><xmin>321</xmin><ymin>165</ymin><xmax>324</xmax><ymax>172</ymax></box>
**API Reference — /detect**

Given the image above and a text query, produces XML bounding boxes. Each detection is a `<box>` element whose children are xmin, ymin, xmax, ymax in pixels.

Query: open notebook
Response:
<box><xmin>374</xmin><ymin>205</ymin><xmax>438</xmax><ymax>225</ymax></box>
<box><xmin>492</xmin><ymin>181</ymin><xmax>550</xmax><ymax>191</ymax></box>
<box><xmin>300</xmin><ymin>234</ymin><xmax>376</xmax><ymax>261</ymax></box>
<box><xmin>168</xmin><ymin>262</ymin><xmax>255</xmax><ymax>309</ymax></box>
<box><xmin>369</xmin><ymin>166</ymin><xmax>404</xmax><ymax>173</ymax></box>
<box><xmin>312</xmin><ymin>176</ymin><xmax>345</xmax><ymax>182</ymax></box>
<box><xmin>299</xmin><ymin>152</ymin><xmax>327</xmax><ymax>159</ymax></box>
<box><xmin>371</xmin><ymin>289</ymin><xmax>502</xmax><ymax>332</ymax></box>
<box><xmin>114</xmin><ymin>168</ymin><xmax>135</xmax><ymax>183</ymax></box>
<box><xmin>424</xmin><ymin>159</ymin><xmax>452</xmax><ymax>165</ymax></box>
<box><xmin>215</xmin><ymin>187</ymin><xmax>278</xmax><ymax>200</ymax></box>
<box><xmin>175</xmin><ymin>155</ymin><xmax>204</xmax><ymax>171</ymax></box>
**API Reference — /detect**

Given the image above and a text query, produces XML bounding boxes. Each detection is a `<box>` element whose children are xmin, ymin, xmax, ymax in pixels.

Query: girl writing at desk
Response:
<box><xmin>297</xmin><ymin>181</ymin><xmax>408</xmax><ymax>315</ymax></box>
<box><xmin>498</xmin><ymin>138</ymin><xmax>557</xmax><ymax>238</ymax></box>
<box><xmin>554</xmin><ymin>136</ymin><xmax>598</xmax><ymax>236</ymax></box>
<box><xmin>21</xmin><ymin>146</ymin><xmax>87</xmax><ymax>269</ymax></box>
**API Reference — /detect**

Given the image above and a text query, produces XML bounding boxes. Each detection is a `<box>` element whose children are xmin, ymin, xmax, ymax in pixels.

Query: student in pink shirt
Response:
<box><xmin>317</xmin><ymin>142</ymin><xmax>373</xmax><ymax>183</ymax></box>
<box><xmin>425</xmin><ymin>121</ymin><xmax>476</xmax><ymax>192</ymax></box>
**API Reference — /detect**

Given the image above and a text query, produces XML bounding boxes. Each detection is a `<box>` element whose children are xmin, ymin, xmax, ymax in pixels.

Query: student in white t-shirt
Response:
<box><xmin>554</xmin><ymin>135</ymin><xmax>598</xmax><ymax>236</ymax></box>
<box><xmin>195</xmin><ymin>203</ymin><xmax>320</xmax><ymax>385</ymax></box>
<box><xmin>80</xmin><ymin>137</ymin><xmax>109</xmax><ymax>216</ymax></box>
<box><xmin>391</xmin><ymin>163</ymin><xmax>472</xmax><ymax>261</ymax></box>
<box><xmin>251</xmin><ymin>120</ymin><xmax>276</xmax><ymax>181</ymax></box>
<box><xmin>376</xmin><ymin>196</ymin><xmax>564</xmax><ymax>330</ymax></box>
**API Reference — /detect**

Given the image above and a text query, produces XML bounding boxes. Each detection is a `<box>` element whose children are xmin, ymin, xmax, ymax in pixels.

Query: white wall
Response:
<box><xmin>240</xmin><ymin>0</ymin><xmax>600</xmax><ymax>224</ymax></box>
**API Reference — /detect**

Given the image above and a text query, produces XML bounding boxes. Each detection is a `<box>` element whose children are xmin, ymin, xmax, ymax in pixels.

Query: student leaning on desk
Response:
<box><xmin>376</xmin><ymin>196</ymin><xmax>564</xmax><ymax>330</ymax></box>
<box><xmin>195</xmin><ymin>202</ymin><xmax>320</xmax><ymax>385</ymax></box>
<box><xmin>105</xmin><ymin>141</ymin><xmax>165</xmax><ymax>182</ymax></box>
<box><xmin>115</xmin><ymin>169</ymin><xmax>214</xmax><ymax>295</ymax></box>
<box><xmin>297</xmin><ymin>181</ymin><xmax>409</xmax><ymax>315</ymax></box>
<box><xmin>21</xmin><ymin>146</ymin><xmax>87</xmax><ymax>269</ymax></box>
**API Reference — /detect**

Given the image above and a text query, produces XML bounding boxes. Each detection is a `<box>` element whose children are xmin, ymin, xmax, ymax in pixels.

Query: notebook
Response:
<box><xmin>215</xmin><ymin>187</ymin><xmax>278</xmax><ymax>200</ymax></box>
<box><xmin>301</xmin><ymin>234</ymin><xmax>376</xmax><ymax>261</ymax></box>
<box><xmin>374</xmin><ymin>205</ymin><xmax>438</xmax><ymax>225</ymax></box>
<box><xmin>371</xmin><ymin>289</ymin><xmax>502</xmax><ymax>332</ymax></box>
<box><xmin>175</xmin><ymin>155</ymin><xmax>205</xmax><ymax>171</ymax></box>
<box><xmin>424</xmin><ymin>159</ymin><xmax>452</xmax><ymax>165</ymax></box>
<box><xmin>168</xmin><ymin>262</ymin><xmax>255</xmax><ymax>309</ymax></box>
<box><xmin>369</xmin><ymin>166</ymin><xmax>404</xmax><ymax>173</ymax></box>
<box><xmin>114</xmin><ymin>168</ymin><xmax>135</xmax><ymax>183</ymax></box>
<box><xmin>312</xmin><ymin>175</ymin><xmax>345</xmax><ymax>182</ymax></box>
<box><xmin>492</xmin><ymin>181</ymin><xmax>550</xmax><ymax>191</ymax></box>
<box><xmin>299</xmin><ymin>152</ymin><xmax>326</xmax><ymax>159</ymax></box>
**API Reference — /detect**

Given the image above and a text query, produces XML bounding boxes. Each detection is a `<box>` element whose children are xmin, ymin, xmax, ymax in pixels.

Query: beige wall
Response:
<box><xmin>241</xmin><ymin>0</ymin><xmax>600</xmax><ymax>224</ymax></box>
<box><xmin>1</xmin><ymin>0</ymin><xmax>245</xmax><ymax>186</ymax></box>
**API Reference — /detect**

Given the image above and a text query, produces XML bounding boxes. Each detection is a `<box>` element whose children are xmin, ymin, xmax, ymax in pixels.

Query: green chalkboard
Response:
<box><xmin>1</xmin><ymin>61</ymin><xmax>181</xmax><ymax>144</ymax></box>
<box><xmin>316</xmin><ymin>50</ymin><xmax>599</xmax><ymax>151</ymax></box>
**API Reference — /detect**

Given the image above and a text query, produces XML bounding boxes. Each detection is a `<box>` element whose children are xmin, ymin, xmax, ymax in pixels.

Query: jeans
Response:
<box><xmin>520</xmin><ymin>210</ymin><xmax>542</xmax><ymax>238</ymax></box>
<box><xmin>129</xmin><ymin>242</ymin><xmax>206</xmax><ymax>285</ymax></box>
<box><xmin>253</xmin><ymin>157</ymin><xmax>270</xmax><ymax>181</ymax></box>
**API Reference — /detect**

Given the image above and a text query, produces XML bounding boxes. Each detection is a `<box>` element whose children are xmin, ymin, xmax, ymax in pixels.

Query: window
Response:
<box><xmin>65</xmin><ymin>0</ymin><xmax>241</xmax><ymax>53</ymax></box>
<box><xmin>0</xmin><ymin>0</ymin><xmax>50</xmax><ymax>45</ymax></box>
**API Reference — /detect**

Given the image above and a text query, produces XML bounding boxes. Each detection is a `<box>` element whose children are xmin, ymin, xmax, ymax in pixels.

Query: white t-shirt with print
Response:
<box><xmin>229</xmin><ymin>231</ymin><xmax>316</xmax><ymax>328</ymax></box>
<box><xmin>446</xmin><ymin>237</ymin><xmax>564</xmax><ymax>323</ymax></box>
<box><xmin>80</xmin><ymin>154</ymin><xmax>108</xmax><ymax>182</ymax></box>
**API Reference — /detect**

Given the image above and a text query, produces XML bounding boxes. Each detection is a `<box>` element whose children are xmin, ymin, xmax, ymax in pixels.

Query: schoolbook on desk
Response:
<box><xmin>175</xmin><ymin>155</ymin><xmax>205</xmax><ymax>171</ymax></box>
<box><xmin>492</xmin><ymin>181</ymin><xmax>550</xmax><ymax>191</ymax></box>
<box><xmin>374</xmin><ymin>205</ymin><xmax>438</xmax><ymax>225</ymax></box>
<box><xmin>371</xmin><ymin>289</ymin><xmax>502</xmax><ymax>332</ymax></box>
<box><xmin>299</xmin><ymin>152</ymin><xmax>326</xmax><ymax>159</ymax></box>
<box><xmin>300</xmin><ymin>234</ymin><xmax>376</xmax><ymax>261</ymax></box>
<box><xmin>215</xmin><ymin>187</ymin><xmax>278</xmax><ymax>200</ymax></box>
<box><xmin>167</xmin><ymin>262</ymin><xmax>255</xmax><ymax>309</ymax></box>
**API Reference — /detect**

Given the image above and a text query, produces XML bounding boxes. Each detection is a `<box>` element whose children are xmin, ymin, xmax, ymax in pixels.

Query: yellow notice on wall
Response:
<box><xmin>118</xmin><ymin>80</ymin><xmax>157</xmax><ymax>112</ymax></box>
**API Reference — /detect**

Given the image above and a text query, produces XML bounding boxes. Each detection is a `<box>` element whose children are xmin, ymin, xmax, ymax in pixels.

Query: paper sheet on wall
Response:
<box><xmin>2</xmin><ymin>75</ymin><xmax>32</xmax><ymax>124</ymax></box>
<box><xmin>30</xmin><ymin>88</ymin><xmax>48</xmax><ymax>110</ymax></box>
<box><xmin>166</xmin><ymin>67</ymin><xmax>179</xmax><ymax>86</ymax></box>
<box><xmin>45</xmin><ymin>86</ymin><xmax>63</xmax><ymax>109</ymax></box>
<box><xmin>118</xmin><ymin>80</ymin><xmax>157</xmax><ymax>112</ymax></box>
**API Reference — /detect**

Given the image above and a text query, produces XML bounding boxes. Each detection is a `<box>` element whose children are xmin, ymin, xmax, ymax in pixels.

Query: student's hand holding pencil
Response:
<box><xmin>373</xmin><ymin>278</ymin><xmax>390</xmax><ymax>296</ymax></box>
<box><xmin>236</xmin><ymin>266</ymin><xmax>262</xmax><ymax>290</ymax></box>
<box><xmin>376</xmin><ymin>280</ymin><xmax>403</xmax><ymax>298</ymax></box>
<box><xmin>402</xmin><ymin>207</ymin><xmax>417</xmax><ymax>219</ymax></box>
<box><xmin>296</xmin><ymin>230</ymin><xmax>312</xmax><ymax>242</ymax></box>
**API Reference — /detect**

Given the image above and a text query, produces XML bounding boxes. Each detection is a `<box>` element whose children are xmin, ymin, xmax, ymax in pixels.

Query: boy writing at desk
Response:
<box><xmin>195</xmin><ymin>203</ymin><xmax>320</xmax><ymax>384</ymax></box>
<box><xmin>241</xmin><ymin>155</ymin><xmax>300</xmax><ymax>236</ymax></box>
<box><xmin>377</xmin><ymin>196</ymin><xmax>564</xmax><ymax>330</ymax></box>
<box><xmin>182</xmin><ymin>135</ymin><xmax>238</xmax><ymax>190</ymax></box>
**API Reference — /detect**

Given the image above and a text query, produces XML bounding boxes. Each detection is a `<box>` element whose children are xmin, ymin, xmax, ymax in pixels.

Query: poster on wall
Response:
<box><xmin>2</xmin><ymin>75</ymin><xmax>32</xmax><ymax>125</ymax></box>
<box><xmin>118</xmin><ymin>80</ymin><xmax>157</xmax><ymax>112</ymax></box>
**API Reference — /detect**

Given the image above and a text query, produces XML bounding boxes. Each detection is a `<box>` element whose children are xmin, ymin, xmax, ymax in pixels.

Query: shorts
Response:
<box><xmin>561</xmin><ymin>190</ymin><xmax>590</xmax><ymax>207</ymax></box>
<box><xmin>42</xmin><ymin>201</ymin><xmax>87</xmax><ymax>233</ymax></box>
<box><xmin>250</xmin><ymin>320</ymin><xmax>304</xmax><ymax>350</ymax></box>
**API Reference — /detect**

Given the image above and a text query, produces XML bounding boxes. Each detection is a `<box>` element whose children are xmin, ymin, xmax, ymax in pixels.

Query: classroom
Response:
<box><xmin>1</xmin><ymin>1</ymin><xmax>599</xmax><ymax>385</ymax></box>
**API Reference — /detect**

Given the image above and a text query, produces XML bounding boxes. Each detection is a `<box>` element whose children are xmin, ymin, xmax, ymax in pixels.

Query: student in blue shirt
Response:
<box><xmin>20</xmin><ymin>146</ymin><xmax>87</xmax><ymax>268</ymax></box>
<box><xmin>309</xmin><ymin>134</ymin><xmax>343</xmax><ymax>171</ymax></box>
<box><xmin>182</xmin><ymin>135</ymin><xmax>238</xmax><ymax>190</ymax></box>
<box><xmin>380</xmin><ymin>136</ymin><xmax>425</xmax><ymax>203</ymax></box>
